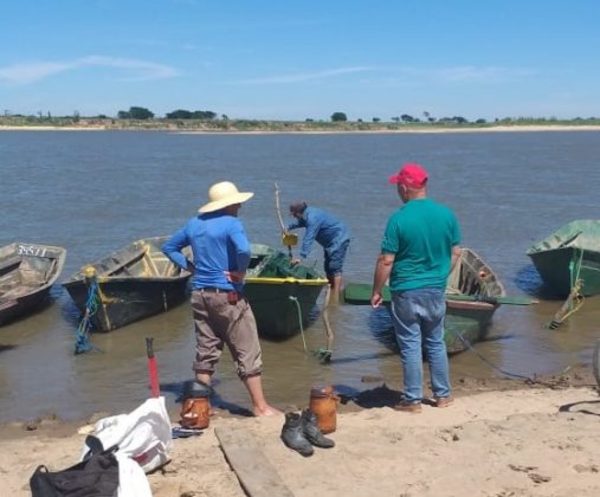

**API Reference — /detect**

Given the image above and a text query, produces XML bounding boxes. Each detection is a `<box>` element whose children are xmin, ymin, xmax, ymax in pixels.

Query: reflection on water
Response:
<box><xmin>1</xmin><ymin>130</ymin><xmax>600</xmax><ymax>422</ymax></box>
<box><xmin>367</xmin><ymin>307</ymin><xmax>398</xmax><ymax>353</ymax></box>
<box><xmin>514</xmin><ymin>263</ymin><xmax>568</xmax><ymax>300</ymax></box>
<box><xmin>515</xmin><ymin>264</ymin><xmax>545</xmax><ymax>296</ymax></box>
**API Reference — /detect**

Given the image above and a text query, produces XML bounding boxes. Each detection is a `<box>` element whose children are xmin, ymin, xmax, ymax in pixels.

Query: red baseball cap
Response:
<box><xmin>388</xmin><ymin>162</ymin><xmax>429</xmax><ymax>188</ymax></box>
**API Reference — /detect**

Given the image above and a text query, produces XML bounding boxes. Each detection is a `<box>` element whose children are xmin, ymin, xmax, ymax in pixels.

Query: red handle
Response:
<box><xmin>146</xmin><ymin>337</ymin><xmax>160</xmax><ymax>397</ymax></box>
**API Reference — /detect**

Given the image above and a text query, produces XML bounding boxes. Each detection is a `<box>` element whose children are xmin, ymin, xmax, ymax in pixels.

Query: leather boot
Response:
<box><xmin>281</xmin><ymin>412</ymin><xmax>314</xmax><ymax>457</ymax></box>
<box><xmin>301</xmin><ymin>409</ymin><xmax>335</xmax><ymax>448</ymax></box>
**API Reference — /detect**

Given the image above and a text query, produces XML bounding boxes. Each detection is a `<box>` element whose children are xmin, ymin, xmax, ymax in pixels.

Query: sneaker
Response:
<box><xmin>434</xmin><ymin>396</ymin><xmax>454</xmax><ymax>408</ymax></box>
<box><xmin>393</xmin><ymin>401</ymin><xmax>422</xmax><ymax>413</ymax></box>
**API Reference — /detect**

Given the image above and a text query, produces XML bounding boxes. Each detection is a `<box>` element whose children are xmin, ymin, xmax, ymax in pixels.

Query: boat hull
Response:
<box><xmin>528</xmin><ymin>247</ymin><xmax>600</xmax><ymax>297</ymax></box>
<box><xmin>64</xmin><ymin>277</ymin><xmax>189</xmax><ymax>331</ymax></box>
<box><xmin>245</xmin><ymin>244</ymin><xmax>328</xmax><ymax>339</ymax></box>
<box><xmin>527</xmin><ymin>219</ymin><xmax>600</xmax><ymax>297</ymax></box>
<box><xmin>63</xmin><ymin>236</ymin><xmax>191</xmax><ymax>331</ymax></box>
<box><xmin>0</xmin><ymin>243</ymin><xmax>67</xmax><ymax>325</ymax></box>
<box><xmin>244</xmin><ymin>280</ymin><xmax>326</xmax><ymax>340</ymax></box>
<box><xmin>0</xmin><ymin>288</ymin><xmax>52</xmax><ymax>326</ymax></box>
<box><xmin>444</xmin><ymin>302</ymin><xmax>498</xmax><ymax>354</ymax></box>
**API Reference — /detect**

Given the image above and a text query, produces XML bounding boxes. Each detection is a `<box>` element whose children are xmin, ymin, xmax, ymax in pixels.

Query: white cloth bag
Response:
<box><xmin>84</xmin><ymin>396</ymin><xmax>172</xmax><ymax>472</ymax></box>
<box><xmin>82</xmin><ymin>397</ymin><xmax>173</xmax><ymax>497</ymax></box>
<box><xmin>114</xmin><ymin>452</ymin><xmax>153</xmax><ymax>497</ymax></box>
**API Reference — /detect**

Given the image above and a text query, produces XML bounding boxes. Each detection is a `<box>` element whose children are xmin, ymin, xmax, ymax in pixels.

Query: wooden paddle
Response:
<box><xmin>343</xmin><ymin>282</ymin><xmax>537</xmax><ymax>306</ymax></box>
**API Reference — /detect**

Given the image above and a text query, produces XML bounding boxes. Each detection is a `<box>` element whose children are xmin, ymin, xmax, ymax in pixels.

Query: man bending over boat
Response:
<box><xmin>287</xmin><ymin>201</ymin><xmax>350</xmax><ymax>304</ymax></box>
<box><xmin>163</xmin><ymin>181</ymin><xmax>280</xmax><ymax>417</ymax></box>
<box><xmin>371</xmin><ymin>163</ymin><xmax>461</xmax><ymax>413</ymax></box>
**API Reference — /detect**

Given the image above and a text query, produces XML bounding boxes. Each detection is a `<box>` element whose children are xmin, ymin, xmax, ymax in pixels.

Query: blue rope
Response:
<box><xmin>74</xmin><ymin>280</ymin><xmax>100</xmax><ymax>355</ymax></box>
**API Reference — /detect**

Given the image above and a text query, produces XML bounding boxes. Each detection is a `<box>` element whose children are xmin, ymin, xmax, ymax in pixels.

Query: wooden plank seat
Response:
<box><xmin>0</xmin><ymin>256</ymin><xmax>22</xmax><ymax>276</ymax></box>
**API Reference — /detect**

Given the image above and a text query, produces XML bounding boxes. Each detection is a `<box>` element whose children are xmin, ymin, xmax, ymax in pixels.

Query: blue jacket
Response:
<box><xmin>288</xmin><ymin>206</ymin><xmax>350</xmax><ymax>259</ymax></box>
<box><xmin>162</xmin><ymin>211</ymin><xmax>251</xmax><ymax>292</ymax></box>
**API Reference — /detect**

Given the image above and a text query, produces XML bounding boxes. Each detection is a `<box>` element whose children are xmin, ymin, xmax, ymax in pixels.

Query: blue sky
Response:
<box><xmin>1</xmin><ymin>0</ymin><xmax>599</xmax><ymax>121</ymax></box>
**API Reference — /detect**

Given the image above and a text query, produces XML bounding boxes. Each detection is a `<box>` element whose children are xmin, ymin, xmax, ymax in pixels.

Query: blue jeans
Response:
<box><xmin>324</xmin><ymin>239</ymin><xmax>350</xmax><ymax>277</ymax></box>
<box><xmin>390</xmin><ymin>288</ymin><xmax>451</xmax><ymax>403</ymax></box>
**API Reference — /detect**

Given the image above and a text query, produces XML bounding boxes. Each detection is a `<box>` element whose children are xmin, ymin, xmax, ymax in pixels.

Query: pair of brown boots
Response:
<box><xmin>280</xmin><ymin>409</ymin><xmax>335</xmax><ymax>457</ymax></box>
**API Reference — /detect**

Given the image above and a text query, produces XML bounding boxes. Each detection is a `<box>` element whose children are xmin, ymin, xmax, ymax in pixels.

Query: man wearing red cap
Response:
<box><xmin>371</xmin><ymin>163</ymin><xmax>461</xmax><ymax>413</ymax></box>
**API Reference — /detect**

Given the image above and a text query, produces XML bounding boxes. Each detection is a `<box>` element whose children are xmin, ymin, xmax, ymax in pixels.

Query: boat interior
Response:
<box><xmin>247</xmin><ymin>246</ymin><xmax>321</xmax><ymax>280</ymax></box>
<box><xmin>0</xmin><ymin>253</ymin><xmax>59</xmax><ymax>300</ymax></box>
<box><xmin>446</xmin><ymin>249</ymin><xmax>504</xmax><ymax>298</ymax></box>
<box><xmin>84</xmin><ymin>239</ymin><xmax>189</xmax><ymax>279</ymax></box>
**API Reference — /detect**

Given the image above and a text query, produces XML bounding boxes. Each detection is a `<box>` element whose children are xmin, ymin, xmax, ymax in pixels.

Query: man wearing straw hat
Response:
<box><xmin>163</xmin><ymin>181</ymin><xmax>280</xmax><ymax>417</ymax></box>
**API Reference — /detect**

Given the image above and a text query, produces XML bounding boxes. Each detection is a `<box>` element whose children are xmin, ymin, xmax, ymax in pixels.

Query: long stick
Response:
<box><xmin>146</xmin><ymin>337</ymin><xmax>160</xmax><ymax>398</ymax></box>
<box><xmin>322</xmin><ymin>284</ymin><xmax>334</xmax><ymax>351</ymax></box>
<box><xmin>274</xmin><ymin>182</ymin><xmax>286</xmax><ymax>232</ymax></box>
<box><xmin>274</xmin><ymin>182</ymin><xmax>293</xmax><ymax>258</ymax></box>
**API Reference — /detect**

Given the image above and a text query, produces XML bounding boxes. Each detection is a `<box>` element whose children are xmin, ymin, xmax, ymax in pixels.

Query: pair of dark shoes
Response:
<box><xmin>281</xmin><ymin>409</ymin><xmax>335</xmax><ymax>457</ymax></box>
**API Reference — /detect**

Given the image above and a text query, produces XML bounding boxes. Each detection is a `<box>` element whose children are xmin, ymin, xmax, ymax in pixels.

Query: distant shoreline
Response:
<box><xmin>2</xmin><ymin>124</ymin><xmax>600</xmax><ymax>134</ymax></box>
<box><xmin>177</xmin><ymin>124</ymin><xmax>600</xmax><ymax>134</ymax></box>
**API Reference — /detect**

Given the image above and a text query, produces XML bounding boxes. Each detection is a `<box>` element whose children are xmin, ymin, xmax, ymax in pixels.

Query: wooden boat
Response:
<box><xmin>444</xmin><ymin>248</ymin><xmax>506</xmax><ymax>353</ymax></box>
<box><xmin>0</xmin><ymin>243</ymin><xmax>67</xmax><ymax>325</ymax></box>
<box><xmin>343</xmin><ymin>248</ymin><xmax>506</xmax><ymax>354</ymax></box>
<box><xmin>526</xmin><ymin>220</ymin><xmax>600</xmax><ymax>297</ymax></box>
<box><xmin>63</xmin><ymin>236</ymin><xmax>191</xmax><ymax>331</ymax></box>
<box><xmin>245</xmin><ymin>244</ymin><xmax>329</xmax><ymax>339</ymax></box>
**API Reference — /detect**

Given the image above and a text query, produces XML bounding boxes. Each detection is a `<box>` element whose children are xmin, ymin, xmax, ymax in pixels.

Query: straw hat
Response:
<box><xmin>198</xmin><ymin>181</ymin><xmax>254</xmax><ymax>213</ymax></box>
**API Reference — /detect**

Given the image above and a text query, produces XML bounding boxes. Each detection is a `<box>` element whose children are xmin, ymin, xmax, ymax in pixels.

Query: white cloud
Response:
<box><xmin>0</xmin><ymin>56</ymin><xmax>179</xmax><ymax>85</ymax></box>
<box><xmin>230</xmin><ymin>64</ymin><xmax>535</xmax><ymax>87</ymax></box>
<box><xmin>433</xmin><ymin>65</ymin><xmax>536</xmax><ymax>83</ymax></box>
<box><xmin>232</xmin><ymin>66</ymin><xmax>374</xmax><ymax>85</ymax></box>
<box><xmin>356</xmin><ymin>66</ymin><xmax>538</xmax><ymax>89</ymax></box>
<box><xmin>0</xmin><ymin>62</ymin><xmax>73</xmax><ymax>84</ymax></box>
<box><xmin>79</xmin><ymin>56</ymin><xmax>179</xmax><ymax>80</ymax></box>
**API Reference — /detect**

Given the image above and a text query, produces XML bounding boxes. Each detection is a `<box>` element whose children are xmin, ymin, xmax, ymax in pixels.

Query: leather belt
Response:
<box><xmin>198</xmin><ymin>287</ymin><xmax>227</xmax><ymax>293</ymax></box>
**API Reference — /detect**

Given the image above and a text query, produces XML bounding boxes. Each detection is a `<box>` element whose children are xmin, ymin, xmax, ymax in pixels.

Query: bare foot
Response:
<box><xmin>253</xmin><ymin>405</ymin><xmax>283</xmax><ymax>417</ymax></box>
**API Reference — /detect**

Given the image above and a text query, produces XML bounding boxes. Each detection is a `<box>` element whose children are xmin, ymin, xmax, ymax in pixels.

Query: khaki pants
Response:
<box><xmin>191</xmin><ymin>290</ymin><xmax>262</xmax><ymax>379</ymax></box>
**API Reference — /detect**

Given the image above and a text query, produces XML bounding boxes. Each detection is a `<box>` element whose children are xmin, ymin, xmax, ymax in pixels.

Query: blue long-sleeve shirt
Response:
<box><xmin>162</xmin><ymin>212</ymin><xmax>251</xmax><ymax>292</ymax></box>
<box><xmin>287</xmin><ymin>206</ymin><xmax>350</xmax><ymax>259</ymax></box>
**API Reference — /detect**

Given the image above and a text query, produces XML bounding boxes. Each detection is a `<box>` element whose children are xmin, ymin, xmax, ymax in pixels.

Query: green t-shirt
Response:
<box><xmin>381</xmin><ymin>198</ymin><xmax>461</xmax><ymax>292</ymax></box>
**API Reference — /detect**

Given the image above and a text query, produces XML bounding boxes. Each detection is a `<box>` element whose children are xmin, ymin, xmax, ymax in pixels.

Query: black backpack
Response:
<box><xmin>29</xmin><ymin>436</ymin><xmax>119</xmax><ymax>497</ymax></box>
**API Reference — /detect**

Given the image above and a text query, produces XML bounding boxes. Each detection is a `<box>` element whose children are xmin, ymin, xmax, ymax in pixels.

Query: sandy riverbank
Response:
<box><xmin>0</xmin><ymin>125</ymin><xmax>108</xmax><ymax>131</ymax></box>
<box><xmin>2</xmin><ymin>368</ymin><xmax>599</xmax><ymax>497</ymax></box>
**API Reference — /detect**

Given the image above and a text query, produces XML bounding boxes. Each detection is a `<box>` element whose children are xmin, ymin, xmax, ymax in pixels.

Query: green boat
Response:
<box><xmin>526</xmin><ymin>220</ymin><xmax>600</xmax><ymax>297</ymax></box>
<box><xmin>343</xmin><ymin>248</ymin><xmax>506</xmax><ymax>354</ymax></box>
<box><xmin>245</xmin><ymin>244</ymin><xmax>329</xmax><ymax>340</ymax></box>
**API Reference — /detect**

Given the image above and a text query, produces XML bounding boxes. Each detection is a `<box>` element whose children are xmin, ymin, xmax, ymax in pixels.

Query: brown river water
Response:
<box><xmin>1</xmin><ymin>130</ymin><xmax>599</xmax><ymax>422</ymax></box>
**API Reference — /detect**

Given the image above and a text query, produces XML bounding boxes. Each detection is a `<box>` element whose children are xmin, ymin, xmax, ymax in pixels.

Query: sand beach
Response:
<box><xmin>2</xmin><ymin>124</ymin><xmax>600</xmax><ymax>134</ymax></box>
<box><xmin>2</xmin><ymin>368</ymin><xmax>599</xmax><ymax>497</ymax></box>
